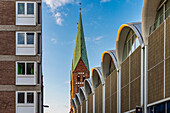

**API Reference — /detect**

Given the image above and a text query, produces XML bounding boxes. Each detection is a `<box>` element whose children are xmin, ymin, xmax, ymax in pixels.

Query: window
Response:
<box><xmin>37</xmin><ymin>63</ymin><xmax>41</xmax><ymax>84</ymax></box>
<box><xmin>77</xmin><ymin>76</ymin><xmax>80</xmax><ymax>82</ymax></box>
<box><xmin>38</xmin><ymin>33</ymin><xmax>41</xmax><ymax>54</ymax></box>
<box><xmin>17</xmin><ymin>92</ymin><xmax>34</xmax><ymax>104</ymax></box>
<box><xmin>27</xmin><ymin>63</ymin><xmax>34</xmax><ymax>75</ymax></box>
<box><xmin>148</xmin><ymin>103</ymin><xmax>165</xmax><ymax>113</ymax></box>
<box><xmin>18</xmin><ymin>63</ymin><xmax>25</xmax><ymax>75</ymax></box>
<box><xmin>38</xmin><ymin>3</ymin><xmax>42</xmax><ymax>24</ymax></box>
<box><xmin>18</xmin><ymin>33</ymin><xmax>25</xmax><ymax>44</ymax></box>
<box><xmin>16</xmin><ymin>2</ymin><xmax>36</xmax><ymax>25</ymax></box>
<box><xmin>17</xmin><ymin>32</ymin><xmax>35</xmax><ymax>45</ymax></box>
<box><xmin>18</xmin><ymin>92</ymin><xmax>25</xmax><ymax>103</ymax></box>
<box><xmin>16</xmin><ymin>32</ymin><xmax>36</xmax><ymax>55</ymax></box>
<box><xmin>122</xmin><ymin>29</ymin><xmax>140</xmax><ymax>62</ymax></box>
<box><xmin>27</xmin><ymin>33</ymin><xmax>34</xmax><ymax>44</ymax></box>
<box><xmin>83</xmin><ymin>77</ymin><xmax>85</xmax><ymax>82</ymax></box>
<box><xmin>17</xmin><ymin>2</ymin><xmax>34</xmax><ymax>15</ymax></box>
<box><xmin>17</xmin><ymin>62</ymin><xmax>34</xmax><ymax>75</ymax></box>
<box><xmin>18</xmin><ymin>3</ymin><xmax>25</xmax><ymax>14</ymax></box>
<box><xmin>27</xmin><ymin>93</ymin><xmax>34</xmax><ymax>103</ymax></box>
<box><xmin>27</xmin><ymin>3</ymin><xmax>34</xmax><ymax>15</ymax></box>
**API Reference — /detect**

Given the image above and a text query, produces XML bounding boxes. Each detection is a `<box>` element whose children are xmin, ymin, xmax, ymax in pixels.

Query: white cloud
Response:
<box><xmin>43</xmin><ymin>0</ymin><xmax>74</xmax><ymax>25</ymax></box>
<box><xmin>51</xmin><ymin>38</ymin><xmax>57</xmax><ymax>44</ymax></box>
<box><xmin>94</xmin><ymin>36</ymin><xmax>103</xmax><ymax>41</ymax></box>
<box><xmin>100</xmin><ymin>0</ymin><xmax>111</xmax><ymax>3</ymax></box>
<box><xmin>55</xmin><ymin>12</ymin><xmax>63</xmax><ymax>25</ymax></box>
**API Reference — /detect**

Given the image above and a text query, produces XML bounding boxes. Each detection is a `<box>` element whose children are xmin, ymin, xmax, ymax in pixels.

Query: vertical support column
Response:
<box><xmin>163</xmin><ymin>4</ymin><xmax>166</xmax><ymax>99</ymax></box>
<box><xmin>119</xmin><ymin>70</ymin><xmax>121</xmax><ymax>113</ymax></box>
<box><xmin>86</xmin><ymin>100</ymin><xmax>88</xmax><ymax>113</ymax></box>
<box><xmin>103</xmin><ymin>84</ymin><xmax>105</xmax><ymax>113</ymax></box>
<box><xmin>144</xmin><ymin>45</ymin><xmax>148</xmax><ymax>113</ymax></box>
<box><xmin>81</xmin><ymin>105</ymin><xmax>82</xmax><ymax>113</ymax></box>
<box><xmin>93</xmin><ymin>93</ymin><xmax>95</xmax><ymax>113</ymax></box>
<box><xmin>117</xmin><ymin>70</ymin><xmax>119</xmax><ymax>113</ymax></box>
<box><xmin>141</xmin><ymin>47</ymin><xmax>144</xmax><ymax>107</ymax></box>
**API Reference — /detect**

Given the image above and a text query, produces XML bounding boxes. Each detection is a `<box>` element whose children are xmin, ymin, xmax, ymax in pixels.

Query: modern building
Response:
<box><xmin>71</xmin><ymin>0</ymin><xmax>170</xmax><ymax>113</ymax></box>
<box><xmin>70</xmin><ymin>12</ymin><xmax>90</xmax><ymax>113</ymax></box>
<box><xmin>0</xmin><ymin>0</ymin><xmax>43</xmax><ymax>113</ymax></box>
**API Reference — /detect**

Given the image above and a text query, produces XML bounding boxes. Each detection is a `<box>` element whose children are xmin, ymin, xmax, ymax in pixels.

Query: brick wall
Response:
<box><xmin>0</xmin><ymin>32</ymin><xmax>15</xmax><ymax>55</ymax></box>
<box><xmin>0</xmin><ymin>61</ymin><xmax>15</xmax><ymax>85</ymax></box>
<box><xmin>0</xmin><ymin>91</ymin><xmax>15</xmax><ymax>113</ymax></box>
<box><xmin>73</xmin><ymin>58</ymin><xmax>89</xmax><ymax>94</ymax></box>
<box><xmin>0</xmin><ymin>1</ymin><xmax>15</xmax><ymax>25</ymax></box>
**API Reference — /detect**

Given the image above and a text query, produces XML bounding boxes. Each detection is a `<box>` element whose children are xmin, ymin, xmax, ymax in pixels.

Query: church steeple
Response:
<box><xmin>71</xmin><ymin>13</ymin><xmax>89</xmax><ymax>72</ymax></box>
<box><xmin>70</xmin><ymin>11</ymin><xmax>90</xmax><ymax>113</ymax></box>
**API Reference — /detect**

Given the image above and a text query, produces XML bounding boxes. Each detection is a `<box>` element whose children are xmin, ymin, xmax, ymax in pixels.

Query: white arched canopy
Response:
<box><xmin>101</xmin><ymin>50</ymin><xmax>118</xmax><ymax>79</ymax></box>
<box><xmin>79</xmin><ymin>87</ymin><xmax>87</xmax><ymax>102</ymax></box>
<box><xmin>91</xmin><ymin>67</ymin><xmax>104</xmax><ymax>89</ymax></box>
<box><xmin>72</xmin><ymin>98</ymin><xmax>77</xmax><ymax>110</ymax></box>
<box><xmin>75</xmin><ymin>93</ymin><xmax>81</xmax><ymax>106</ymax></box>
<box><xmin>116</xmin><ymin>23</ymin><xmax>144</xmax><ymax>66</ymax></box>
<box><xmin>84</xmin><ymin>78</ymin><xmax>94</xmax><ymax>96</ymax></box>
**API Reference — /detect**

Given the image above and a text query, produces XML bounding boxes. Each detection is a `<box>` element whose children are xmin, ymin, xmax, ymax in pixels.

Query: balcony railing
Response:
<box><xmin>149</xmin><ymin>7</ymin><xmax>170</xmax><ymax>34</ymax></box>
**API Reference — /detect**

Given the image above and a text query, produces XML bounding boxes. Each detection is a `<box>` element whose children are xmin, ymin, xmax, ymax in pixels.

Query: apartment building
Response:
<box><xmin>0</xmin><ymin>0</ymin><xmax>43</xmax><ymax>113</ymax></box>
<box><xmin>71</xmin><ymin>0</ymin><xmax>170</xmax><ymax>113</ymax></box>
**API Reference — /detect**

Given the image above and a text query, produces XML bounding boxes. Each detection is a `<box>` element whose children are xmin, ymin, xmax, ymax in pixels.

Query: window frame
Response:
<box><xmin>16</xmin><ymin>32</ymin><xmax>36</xmax><ymax>47</ymax></box>
<box><xmin>16</xmin><ymin>91</ymin><xmax>35</xmax><ymax>105</ymax></box>
<box><xmin>17</xmin><ymin>61</ymin><xmax>36</xmax><ymax>76</ymax></box>
<box><xmin>16</xmin><ymin>1</ymin><xmax>35</xmax><ymax>17</ymax></box>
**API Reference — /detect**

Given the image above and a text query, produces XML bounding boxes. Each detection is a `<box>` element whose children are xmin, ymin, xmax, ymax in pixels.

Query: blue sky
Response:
<box><xmin>42</xmin><ymin>0</ymin><xmax>144</xmax><ymax>112</ymax></box>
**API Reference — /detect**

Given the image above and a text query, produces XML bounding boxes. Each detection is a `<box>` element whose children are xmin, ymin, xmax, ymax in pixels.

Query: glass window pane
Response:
<box><xmin>27</xmin><ymin>3</ymin><xmax>34</xmax><ymax>15</ymax></box>
<box><xmin>27</xmin><ymin>63</ymin><xmax>34</xmax><ymax>75</ymax></box>
<box><xmin>18</xmin><ymin>63</ymin><xmax>25</xmax><ymax>75</ymax></box>
<box><xmin>18</xmin><ymin>3</ymin><xmax>25</xmax><ymax>14</ymax></box>
<box><xmin>18</xmin><ymin>93</ymin><xmax>25</xmax><ymax>103</ymax></box>
<box><xmin>27</xmin><ymin>93</ymin><xmax>34</xmax><ymax>103</ymax></box>
<box><xmin>83</xmin><ymin>77</ymin><xmax>85</xmax><ymax>82</ymax></box>
<box><xmin>27</xmin><ymin>33</ymin><xmax>34</xmax><ymax>44</ymax></box>
<box><xmin>77</xmin><ymin>76</ymin><xmax>80</xmax><ymax>82</ymax></box>
<box><xmin>18</xmin><ymin>33</ymin><xmax>25</xmax><ymax>44</ymax></box>
<box><xmin>168</xmin><ymin>101</ymin><xmax>170</xmax><ymax>113</ymax></box>
<box><xmin>166</xmin><ymin>0</ymin><xmax>170</xmax><ymax>19</ymax></box>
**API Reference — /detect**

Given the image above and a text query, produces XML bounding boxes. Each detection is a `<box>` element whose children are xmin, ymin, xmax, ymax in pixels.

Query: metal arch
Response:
<box><xmin>84</xmin><ymin>78</ymin><xmax>94</xmax><ymax>95</ymax></box>
<box><xmin>116</xmin><ymin>22</ymin><xmax>144</xmax><ymax>67</ymax></box>
<box><xmin>128</xmin><ymin>23</ymin><xmax>144</xmax><ymax>47</ymax></box>
<box><xmin>75</xmin><ymin>93</ymin><xmax>82</xmax><ymax>105</ymax></box>
<box><xmin>91</xmin><ymin>67</ymin><xmax>104</xmax><ymax>85</ymax></box>
<box><xmin>116</xmin><ymin>22</ymin><xmax>144</xmax><ymax>47</ymax></box>
<box><xmin>72</xmin><ymin>98</ymin><xmax>78</xmax><ymax>109</ymax></box>
<box><xmin>79</xmin><ymin>87</ymin><xmax>87</xmax><ymax>101</ymax></box>
<box><xmin>107</xmin><ymin>50</ymin><xmax>118</xmax><ymax>71</ymax></box>
<box><xmin>101</xmin><ymin>50</ymin><xmax>119</xmax><ymax>80</ymax></box>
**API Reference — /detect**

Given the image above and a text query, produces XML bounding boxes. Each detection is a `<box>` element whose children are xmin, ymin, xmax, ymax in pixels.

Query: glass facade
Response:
<box><xmin>153</xmin><ymin>0</ymin><xmax>170</xmax><ymax>31</ymax></box>
<box><xmin>148</xmin><ymin>101</ymin><xmax>170</xmax><ymax>113</ymax></box>
<box><xmin>122</xmin><ymin>29</ymin><xmax>140</xmax><ymax>62</ymax></box>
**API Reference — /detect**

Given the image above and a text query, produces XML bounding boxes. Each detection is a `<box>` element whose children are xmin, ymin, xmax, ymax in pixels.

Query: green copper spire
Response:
<box><xmin>72</xmin><ymin>13</ymin><xmax>89</xmax><ymax>72</ymax></box>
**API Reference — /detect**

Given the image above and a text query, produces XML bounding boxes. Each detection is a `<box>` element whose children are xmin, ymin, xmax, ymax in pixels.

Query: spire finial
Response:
<box><xmin>79</xmin><ymin>2</ymin><xmax>81</xmax><ymax>13</ymax></box>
